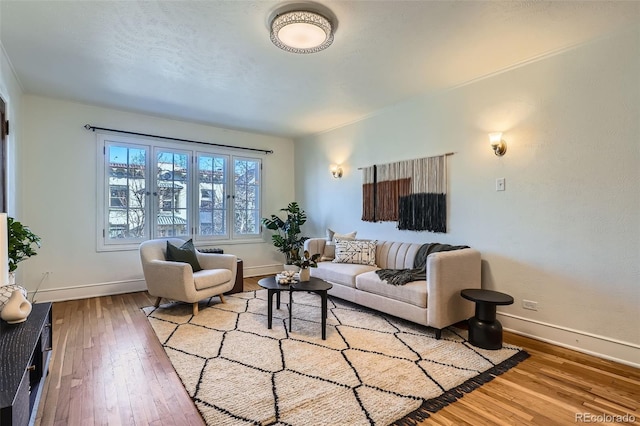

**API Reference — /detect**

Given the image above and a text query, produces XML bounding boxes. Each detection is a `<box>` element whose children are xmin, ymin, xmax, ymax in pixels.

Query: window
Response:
<box><xmin>233</xmin><ymin>158</ymin><xmax>261</xmax><ymax>237</ymax></box>
<box><xmin>97</xmin><ymin>134</ymin><xmax>262</xmax><ymax>250</ymax></box>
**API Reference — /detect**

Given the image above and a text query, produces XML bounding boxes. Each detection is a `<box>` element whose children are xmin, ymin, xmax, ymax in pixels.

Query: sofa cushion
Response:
<box><xmin>333</xmin><ymin>239</ymin><xmax>377</xmax><ymax>266</ymax></box>
<box><xmin>311</xmin><ymin>262</ymin><xmax>378</xmax><ymax>288</ymax></box>
<box><xmin>193</xmin><ymin>269</ymin><xmax>233</xmax><ymax>290</ymax></box>
<box><xmin>355</xmin><ymin>271</ymin><xmax>427</xmax><ymax>308</ymax></box>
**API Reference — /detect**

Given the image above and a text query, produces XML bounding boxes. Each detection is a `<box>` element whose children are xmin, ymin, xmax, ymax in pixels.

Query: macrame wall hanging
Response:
<box><xmin>361</xmin><ymin>155</ymin><xmax>448</xmax><ymax>232</ymax></box>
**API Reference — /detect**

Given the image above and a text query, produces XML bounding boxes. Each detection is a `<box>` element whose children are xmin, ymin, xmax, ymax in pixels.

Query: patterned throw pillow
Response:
<box><xmin>333</xmin><ymin>239</ymin><xmax>377</xmax><ymax>266</ymax></box>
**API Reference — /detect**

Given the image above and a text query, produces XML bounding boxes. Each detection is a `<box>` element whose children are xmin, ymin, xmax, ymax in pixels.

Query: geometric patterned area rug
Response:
<box><xmin>143</xmin><ymin>290</ymin><xmax>529</xmax><ymax>426</ymax></box>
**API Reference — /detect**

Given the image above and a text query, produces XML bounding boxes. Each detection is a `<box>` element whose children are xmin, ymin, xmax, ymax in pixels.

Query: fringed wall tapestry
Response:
<box><xmin>362</xmin><ymin>155</ymin><xmax>448</xmax><ymax>232</ymax></box>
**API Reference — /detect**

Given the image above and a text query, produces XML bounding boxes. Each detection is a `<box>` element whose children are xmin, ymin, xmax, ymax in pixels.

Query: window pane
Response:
<box><xmin>107</xmin><ymin>145</ymin><xmax>147</xmax><ymax>240</ymax></box>
<box><xmin>197</xmin><ymin>154</ymin><xmax>228</xmax><ymax>236</ymax></box>
<box><xmin>156</xmin><ymin>150</ymin><xmax>189</xmax><ymax>237</ymax></box>
<box><xmin>234</xmin><ymin>158</ymin><xmax>260</xmax><ymax>236</ymax></box>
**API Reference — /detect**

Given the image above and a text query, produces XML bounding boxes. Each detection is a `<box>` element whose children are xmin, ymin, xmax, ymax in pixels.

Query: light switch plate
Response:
<box><xmin>496</xmin><ymin>178</ymin><xmax>505</xmax><ymax>191</ymax></box>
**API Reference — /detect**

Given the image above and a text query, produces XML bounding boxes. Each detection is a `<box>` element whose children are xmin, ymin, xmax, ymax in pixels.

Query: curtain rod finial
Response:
<box><xmin>84</xmin><ymin>124</ymin><xmax>93</xmax><ymax>131</ymax></box>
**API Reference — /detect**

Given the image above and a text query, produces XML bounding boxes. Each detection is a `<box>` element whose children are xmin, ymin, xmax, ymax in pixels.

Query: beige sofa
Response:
<box><xmin>304</xmin><ymin>238</ymin><xmax>481</xmax><ymax>338</ymax></box>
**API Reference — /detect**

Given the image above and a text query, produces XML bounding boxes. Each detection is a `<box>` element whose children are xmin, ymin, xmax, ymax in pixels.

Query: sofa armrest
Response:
<box><xmin>426</xmin><ymin>248</ymin><xmax>481</xmax><ymax>329</ymax></box>
<box><xmin>143</xmin><ymin>259</ymin><xmax>193</xmax><ymax>300</ymax></box>
<box><xmin>196</xmin><ymin>253</ymin><xmax>237</xmax><ymax>271</ymax></box>
<box><xmin>304</xmin><ymin>238</ymin><xmax>327</xmax><ymax>258</ymax></box>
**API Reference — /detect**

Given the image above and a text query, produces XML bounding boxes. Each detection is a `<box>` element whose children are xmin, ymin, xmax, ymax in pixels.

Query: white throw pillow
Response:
<box><xmin>333</xmin><ymin>239</ymin><xmax>377</xmax><ymax>266</ymax></box>
<box><xmin>326</xmin><ymin>228</ymin><xmax>357</xmax><ymax>245</ymax></box>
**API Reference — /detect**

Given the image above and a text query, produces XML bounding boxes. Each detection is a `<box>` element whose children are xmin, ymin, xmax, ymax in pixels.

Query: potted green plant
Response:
<box><xmin>8</xmin><ymin>217</ymin><xmax>41</xmax><ymax>279</ymax></box>
<box><xmin>261</xmin><ymin>202</ymin><xmax>309</xmax><ymax>266</ymax></box>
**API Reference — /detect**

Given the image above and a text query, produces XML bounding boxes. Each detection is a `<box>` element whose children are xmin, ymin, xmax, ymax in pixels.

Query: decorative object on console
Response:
<box><xmin>0</xmin><ymin>289</ymin><xmax>32</xmax><ymax>323</ymax></box>
<box><xmin>489</xmin><ymin>132</ymin><xmax>507</xmax><ymax>156</ymax></box>
<box><xmin>361</xmin><ymin>155</ymin><xmax>449</xmax><ymax>232</ymax></box>
<box><xmin>0</xmin><ymin>284</ymin><xmax>28</xmax><ymax>312</ymax></box>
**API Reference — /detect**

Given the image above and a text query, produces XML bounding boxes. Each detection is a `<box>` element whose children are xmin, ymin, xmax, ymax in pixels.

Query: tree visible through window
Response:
<box><xmin>98</xmin><ymin>135</ymin><xmax>262</xmax><ymax>249</ymax></box>
<box><xmin>234</xmin><ymin>158</ymin><xmax>261</xmax><ymax>236</ymax></box>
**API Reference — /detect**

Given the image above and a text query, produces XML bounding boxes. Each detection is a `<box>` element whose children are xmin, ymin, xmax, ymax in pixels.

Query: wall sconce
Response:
<box><xmin>489</xmin><ymin>132</ymin><xmax>507</xmax><ymax>156</ymax></box>
<box><xmin>331</xmin><ymin>166</ymin><xmax>343</xmax><ymax>179</ymax></box>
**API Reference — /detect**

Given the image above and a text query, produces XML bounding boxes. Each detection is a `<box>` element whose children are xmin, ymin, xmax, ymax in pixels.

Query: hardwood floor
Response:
<box><xmin>35</xmin><ymin>276</ymin><xmax>639</xmax><ymax>425</ymax></box>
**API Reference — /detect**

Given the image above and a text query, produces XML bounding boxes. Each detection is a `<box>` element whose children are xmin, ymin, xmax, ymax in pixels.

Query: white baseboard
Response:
<box><xmin>243</xmin><ymin>263</ymin><xmax>283</xmax><ymax>277</ymax></box>
<box><xmin>498</xmin><ymin>312</ymin><xmax>640</xmax><ymax>368</ymax></box>
<box><xmin>30</xmin><ymin>279</ymin><xmax>148</xmax><ymax>303</ymax></box>
<box><xmin>27</xmin><ymin>263</ymin><xmax>281</xmax><ymax>304</ymax></box>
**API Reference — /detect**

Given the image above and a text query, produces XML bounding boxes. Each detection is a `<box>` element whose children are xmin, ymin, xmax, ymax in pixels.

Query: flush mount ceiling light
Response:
<box><xmin>270</xmin><ymin>9</ymin><xmax>334</xmax><ymax>54</ymax></box>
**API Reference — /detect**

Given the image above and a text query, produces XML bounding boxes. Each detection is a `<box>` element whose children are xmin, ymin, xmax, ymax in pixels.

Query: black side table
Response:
<box><xmin>461</xmin><ymin>289</ymin><xmax>513</xmax><ymax>350</ymax></box>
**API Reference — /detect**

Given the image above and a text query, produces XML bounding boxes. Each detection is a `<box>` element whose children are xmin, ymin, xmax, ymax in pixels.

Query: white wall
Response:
<box><xmin>295</xmin><ymin>27</ymin><xmax>640</xmax><ymax>366</ymax></box>
<box><xmin>0</xmin><ymin>42</ymin><xmax>22</xmax><ymax>216</ymax></box>
<box><xmin>19</xmin><ymin>96</ymin><xmax>295</xmax><ymax>301</ymax></box>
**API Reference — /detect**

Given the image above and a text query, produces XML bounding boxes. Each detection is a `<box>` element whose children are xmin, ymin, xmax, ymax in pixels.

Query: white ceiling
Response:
<box><xmin>1</xmin><ymin>1</ymin><xmax>638</xmax><ymax>138</ymax></box>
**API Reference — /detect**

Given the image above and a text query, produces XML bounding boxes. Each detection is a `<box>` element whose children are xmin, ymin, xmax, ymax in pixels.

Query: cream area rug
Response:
<box><xmin>143</xmin><ymin>290</ymin><xmax>529</xmax><ymax>426</ymax></box>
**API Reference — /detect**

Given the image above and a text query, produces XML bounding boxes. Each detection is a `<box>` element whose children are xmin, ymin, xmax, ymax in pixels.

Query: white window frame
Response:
<box><xmin>96</xmin><ymin>133</ymin><xmax>263</xmax><ymax>252</ymax></box>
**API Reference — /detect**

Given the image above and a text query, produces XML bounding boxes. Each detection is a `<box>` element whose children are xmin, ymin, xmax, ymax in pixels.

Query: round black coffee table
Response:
<box><xmin>461</xmin><ymin>289</ymin><xmax>513</xmax><ymax>350</ymax></box>
<box><xmin>258</xmin><ymin>276</ymin><xmax>333</xmax><ymax>340</ymax></box>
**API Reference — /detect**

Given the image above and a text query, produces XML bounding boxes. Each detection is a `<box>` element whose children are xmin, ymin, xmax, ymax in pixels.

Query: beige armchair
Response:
<box><xmin>139</xmin><ymin>238</ymin><xmax>237</xmax><ymax>315</ymax></box>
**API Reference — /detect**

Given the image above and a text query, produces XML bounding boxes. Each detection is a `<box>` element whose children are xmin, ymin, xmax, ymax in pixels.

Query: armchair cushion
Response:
<box><xmin>193</xmin><ymin>269</ymin><xmax>234</xmax><ymax>290</ymax></box>
<box><xmin>166</xmin><ymin>239</ymin><xmax>202</xmax><ymax>272</ymax></box>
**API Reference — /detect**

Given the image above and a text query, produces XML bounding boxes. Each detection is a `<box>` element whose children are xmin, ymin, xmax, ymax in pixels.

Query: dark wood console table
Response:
<box><xmin>0</xmin><ymin>302</ymin><xmax>53</xmax><ymax>425</ymax></box>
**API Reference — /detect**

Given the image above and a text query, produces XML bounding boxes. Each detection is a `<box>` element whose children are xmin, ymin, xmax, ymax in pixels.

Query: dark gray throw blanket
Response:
<box><xmin>375</xmin><ymin>243</ymin><xmax>469</xmax><ymax>286</ymax></box>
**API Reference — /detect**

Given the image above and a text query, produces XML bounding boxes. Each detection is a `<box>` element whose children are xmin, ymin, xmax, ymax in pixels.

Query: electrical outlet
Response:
<box><xmin>522</xmin><ymin>299</ymin><xmax>538</xmax><ymax>311</ymax></box>
<box><xmin>496</xmin><ymin>178</ymin><xmax>506</xmax><ymax>191</ymax></box>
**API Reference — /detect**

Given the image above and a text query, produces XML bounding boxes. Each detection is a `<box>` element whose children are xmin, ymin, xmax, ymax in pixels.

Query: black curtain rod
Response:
<box><xmin>84</xmin><ymin>124</ymin><xmax>274</xmax><ymax>155</ymax></box>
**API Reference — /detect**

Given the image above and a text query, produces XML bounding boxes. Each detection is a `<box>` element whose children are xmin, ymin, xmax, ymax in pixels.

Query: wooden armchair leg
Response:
<box><xmin>219</xmin><ymin>294</ymin><xmax>226</xmax><ymax>304</ymax></box>
<box><xmin>193</xmin><ymin>302</ymin><xmax>199</xmax><ymax>316</ymax></box>
<box><xmin>154</xmin><ymin>297</ymin><xmax>162</xmax><ymax>308</ymax></box>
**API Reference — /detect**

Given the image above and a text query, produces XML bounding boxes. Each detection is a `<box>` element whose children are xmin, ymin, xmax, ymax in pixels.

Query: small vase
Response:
<box><xmin>299</xmin><ymin>268</ymin><xmax>310</xmax><ymax>282</ymax></box>
<box><xmin>1</xmin><ymin>289</ymin><xmax>32</xmax><ymax>324</ymax></box>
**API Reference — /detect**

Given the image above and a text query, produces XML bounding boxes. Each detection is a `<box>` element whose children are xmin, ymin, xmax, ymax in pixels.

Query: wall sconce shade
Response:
<box><xmin>331</xmin><ymin>166</ymin><xmax>343</xmax><ymax>179</ymax></box>
<box><xmin>489</xmin><ymin>132</ymin><xmax>507</xmax><ymax>156</ymax></box>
